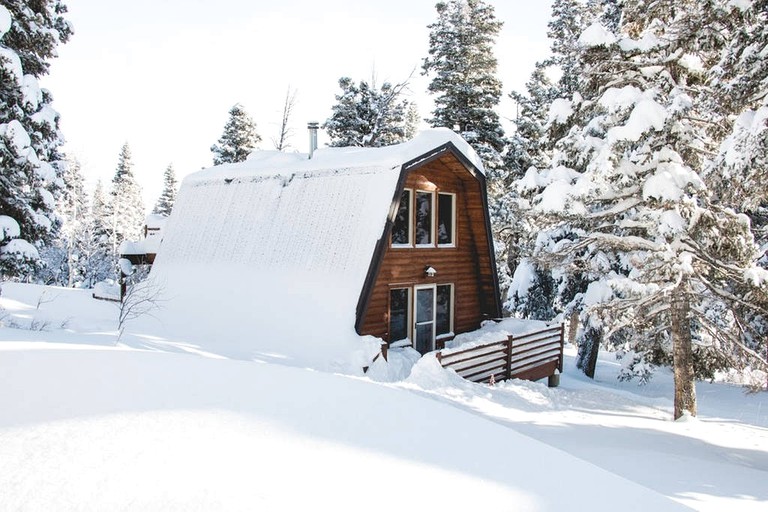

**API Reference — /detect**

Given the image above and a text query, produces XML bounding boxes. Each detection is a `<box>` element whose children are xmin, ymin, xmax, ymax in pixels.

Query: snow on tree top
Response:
<box><xmin>0</xmin><ymin>216</ymin><xmax>20</xmax><ymax>241</ymax></box>
<box><xmin>578</xmin><ymin>23</ymin><xmax>616</xmax><ymax>48</ymax></box>
<box><xmin>0</xmin><ymin>5</ymin><xmax>11</xmax><ymax>38</ymax></box>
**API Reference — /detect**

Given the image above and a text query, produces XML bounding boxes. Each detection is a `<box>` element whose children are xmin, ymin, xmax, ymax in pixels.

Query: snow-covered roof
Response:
<box><xmin>145</xmin><ymin>129</ymin><xmax>483</xmax><ymax>372</ymax></box>
<box><xmin>185</xmin><ymin>127</ymin><xmax>485</xmax><ymax>183</ymax></box>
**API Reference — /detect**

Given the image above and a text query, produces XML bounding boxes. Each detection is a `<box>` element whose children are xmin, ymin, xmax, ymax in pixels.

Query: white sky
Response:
<box><xmin>41</xmin><ymin>0</ymin><xmax>553</xmax><ymax>211</ymax></box>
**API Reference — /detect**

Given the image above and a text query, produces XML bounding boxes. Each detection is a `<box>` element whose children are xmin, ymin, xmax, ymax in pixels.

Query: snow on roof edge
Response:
<box><xmin>184</xmin><ymin>128</ymin><xmax>485</xmax><ymax>185</ymax></box>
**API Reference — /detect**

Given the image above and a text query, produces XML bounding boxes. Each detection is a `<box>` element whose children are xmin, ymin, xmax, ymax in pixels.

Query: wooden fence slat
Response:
<box><xmin>439</xmin><ymin>343</ymin><xmax>508</xmax><ymax>364</ymax></box>
<box><xmin>435</xmin><ymin>324</ymin><xmax>565</xmax><ymax>386</ymax></box>
<box><xmin>439</xmin><ymin>340</ymin><xmax>507</xmax><ymax>362</ymax></box>
<box><xmin>512</xmin><ymin>326</ymin><xmax>562</xmax><ymax>341</ymax></box>
<box><xmin>510</xmin><ymin>342</ymin><xmax>561</xmax><ymax>360</ymax></box>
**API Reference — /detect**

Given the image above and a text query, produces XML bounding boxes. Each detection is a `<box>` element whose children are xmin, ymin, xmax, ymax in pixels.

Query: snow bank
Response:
<box><xmin>0</xmin><ymin>283</ymin><xmax>118</xmax><ymax>335</ymax></box>
<box><xmin>0</xmin><ymin>346</ymin><xmax>693</xmax><ymax>511</ymax></box>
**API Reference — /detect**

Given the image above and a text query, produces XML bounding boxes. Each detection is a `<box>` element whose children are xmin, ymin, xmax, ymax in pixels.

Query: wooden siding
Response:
<box><xmin>358</xmin><ymin>152</ymin><xmax>499</xmax><ymax>345</ymax></box>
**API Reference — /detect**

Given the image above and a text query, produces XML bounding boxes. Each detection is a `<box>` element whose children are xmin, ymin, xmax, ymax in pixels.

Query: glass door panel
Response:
<box><xmin>414</xmin><ymin>286</ymin><xmax>435</xmax><ymax>354</ymax></box>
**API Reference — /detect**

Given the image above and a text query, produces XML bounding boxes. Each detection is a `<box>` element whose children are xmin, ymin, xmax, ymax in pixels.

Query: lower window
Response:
<box><xmin>436</xmin><ymin>284</ymin><xmax>453</xmax><ymax>337</ymax></box>
<box><xmin>388</xmin><ymin>283</ymin><xmax>454</xmax><ymax>352</ymax></box>
<box><xmin>389</xmin><ymin>288</ymin><xmax>410</xmax><ymax>343</ymax></box>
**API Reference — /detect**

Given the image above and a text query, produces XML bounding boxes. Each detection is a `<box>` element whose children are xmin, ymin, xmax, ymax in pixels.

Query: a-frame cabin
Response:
<box><xmin>147</xmin><ymin>129</ymin><xmax>501</xmax><ymax>370</ymax></box>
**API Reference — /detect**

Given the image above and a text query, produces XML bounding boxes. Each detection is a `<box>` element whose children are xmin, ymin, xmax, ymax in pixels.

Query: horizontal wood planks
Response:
<box><xmin>359</xmin><ymin>153</ymin><xmax>499</xmax><ymax>342</ymax></box>
<box><xmin>436</xmin><ymin>324</ymin><xmax>565</xmax><ymax>385</ymax></box>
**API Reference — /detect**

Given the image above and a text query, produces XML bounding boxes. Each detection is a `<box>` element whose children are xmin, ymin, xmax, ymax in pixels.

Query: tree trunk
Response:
<box><xmin>671</xmin><ymin>281</ymin><xmax>697</xmax><ymax>420</ymax></box>
<box><xmin>568</xmin><ymin>312</ymin><xmax>579</xmax><ymax>344</ymax></box>
<box><xmin>577</xmin><ymin>322</ymin><xmax>601</xmax><ymax>379</ymax></box>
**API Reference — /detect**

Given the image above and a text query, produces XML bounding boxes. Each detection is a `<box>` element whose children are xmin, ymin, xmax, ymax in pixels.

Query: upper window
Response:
<box><xmin>391</xmin><ymin>188</ymin><xmax>455</xmax><ymax>248</ymax></box>
<box><xmin>391</xmin><ymin>189</ymin><xmax>412</xmax><ymax>246</ymax></box>
<box><xmin>415</xmin><ymin>191</ymin><xmax>433</xmax><ymax>246</ymax></box>
<box><xmin>437</xmin><ymin>193</ymin><xmax>455</xmax><ymax>246</ymax></box>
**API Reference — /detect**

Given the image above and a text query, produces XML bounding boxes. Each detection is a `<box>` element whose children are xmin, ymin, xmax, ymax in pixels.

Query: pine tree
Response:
<box><xmin>36</xmin><ymin>156</ymin><xmax>90</xmax><ymax>286</ymax></box>
<box><xmin>530</xmin><ymin>0</ymin><xmax>768</xmax><ymax>417</ymax></box>
<box><xmin>85</xmin><ymin>179</ymin><xmax>113</xmax><ymax>286</ymax></box>
<box><xmin>153</xmin><ymin>164</ymin><xmax>177</xmax><ymax>216</ymax></box>
<box><xmin>0</xmin><ymin>1</ymin><xmax>72</xmax><ymax>280</ymax></box>
<box><xmin>210</xmin><ymin>104</ymin><xmax>261</xmax><ymax>165</ymax></box>
<box><xmin>422</xmin><ymin>0</ymin><xmax>506</xmax><ymax>182</ymax></box>
<box><xmin>500</xmin><ymin>0</ymin><xmax>595</xmax><ymax>313</ymax></box>
<box><xmin>106</xmin><ymin>143</ymin><xmax>145</xmax><ymax>258</ymax></box>
<box><xmin>707</xmin><ymin>0</ymin><xmax>768</xmax><ymax>379</ymax></box>
<box><xmin>323</xmin><ymin>77</ymin><xmax>412</xmax><ymax>148</ymax></box>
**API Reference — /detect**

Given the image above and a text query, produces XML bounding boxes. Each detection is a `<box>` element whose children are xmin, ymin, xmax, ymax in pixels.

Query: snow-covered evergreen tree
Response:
<box><xmin>153</xmin><ymin>163</ymin><xmax>177</xmax><ymax>216</ymax></box>
<box><xmin>707</xmin><ymin>0</ymin><xmax>768</xmax><ymax>376</ymax></box>
<box><xmin>106</xmin><ymin>143</ymin><xmax>144</xmax><ymax>257</ymax></box>
<box><xmin>0</xmin><ymin>1</ymin><xmax>71</xmax><ymax>280</ymax></box>
<box><xmin>529</xmin><ymin>0</ymin><xmax>768</xmax><ymax>417</ymax></box>
<box><xmin>422</xmin><ymin>0</ymin><xmax>506</xmax><ymax>182</ymax></box>
<box><xmin>85</xmin><ymin>179</ymin><xmax>113</xmax><ymax>286</ymax></box>
<box><xmin>37</xmin><ymin>156</ymin><xmax>90</xmax><ymax>286</ymax></box>
<box><xmin>323</xmin><ymin>77</ymin><xmax>412</xmax><ymax>148</ymax></box>
<box><xmin>501</xmin><ymin>0</ymin><xmax>595</xmax><ymax>316</ymax></box>
<box><xmin>210</xmin><ymin>104</ymin><xmax>261</xmax><ymax>165</ymax></box>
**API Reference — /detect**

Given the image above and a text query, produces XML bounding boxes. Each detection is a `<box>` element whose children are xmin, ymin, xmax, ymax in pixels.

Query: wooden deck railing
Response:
<box><xmin>435</xmin><ymin>324</ymin><xmax>564</xmax><ymax>386</ymax></box>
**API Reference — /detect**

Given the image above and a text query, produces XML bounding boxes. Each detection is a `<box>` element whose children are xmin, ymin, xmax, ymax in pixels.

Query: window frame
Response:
<box><xmin>437</xmin><ymin>192</ymin><xmax>456</xmax><ymax>248</ymax></box>
<box><xmin>388</xmin><ymin>286</ymin><xmax>411</xmax><ymax>344</ymax></box>
<box><xmin>435</xmin><ymin>283</ymin><xmax>454</xmax><ymax>339</ymax></box>
<box><xmin>414</xmin><ymin>190</ymin><xmax>435</xmax><ymax>248</ymax></box>
<box><xmin>413</xmin><ymin>283</ymin><xmax>436</xmax><ymax>353</ymax></box>
<box><xmin>391</xmin><ymin>189</ymin><xmax>413</xmax><ymax>248</ymax></box>
<box><xmin>391</xmin><ymin>187</ymin><xmax>456</xmax><ymax>249</ymax></box>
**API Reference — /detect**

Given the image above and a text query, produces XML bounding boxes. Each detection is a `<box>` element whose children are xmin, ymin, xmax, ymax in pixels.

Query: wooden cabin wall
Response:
<box><xmin>358</xmin><ymin>153</ymin><xmax>498</xmax><ymax>345</ymax></box>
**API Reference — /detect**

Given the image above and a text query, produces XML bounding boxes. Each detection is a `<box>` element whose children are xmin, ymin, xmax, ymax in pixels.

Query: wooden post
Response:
<box><xmin>506</xmin><ymin>335</ymin><xmax>513</xmax><ymax>381</ymax></box>
<box><xmin>559</xmin><ymin>323</ymin><xmax>565</xmax><ymax>373</ymax></box>
<box><xmin>381</xmin><ymin>342</ymin><xmax>389</xmax><ymax>362</ymax></box>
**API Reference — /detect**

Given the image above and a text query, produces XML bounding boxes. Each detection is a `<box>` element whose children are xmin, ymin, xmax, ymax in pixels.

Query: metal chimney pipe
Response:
<box><xmin>308</xmin><ymin>122</ymin><xmax>319</xmax><ymax>159</ymax></box>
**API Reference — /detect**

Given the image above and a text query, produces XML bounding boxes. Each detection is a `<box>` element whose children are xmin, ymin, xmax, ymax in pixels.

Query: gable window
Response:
<box><xmin>437</xmin><ymin>193</ymin><xmax>455</xmax><ymax>246</ymax></box>
<box><xmin>391</xmin><ymin>188</ymin><xmax>455</xmax><ymax>248</ymax></box>
<box><xmin>415</xmin><ymin>191</ymin><xmax>433</xmax><ymax>245</ymax></box>
<box><xmin>389</xmin><ymin>288</ymin><xmax>410</xmax><ymax>342</ymax></box>
<box><xmin>391</xmin><ymin>190</ymin><xmax>412</xmax><ymax>246</ymax></box>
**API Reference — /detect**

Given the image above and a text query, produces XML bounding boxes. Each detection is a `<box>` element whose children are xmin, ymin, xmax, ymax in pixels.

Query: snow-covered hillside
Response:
<box><xmin>0</xmin><ymin>283</ymin><xmax>766</xmax><ymax>511</ymax></box>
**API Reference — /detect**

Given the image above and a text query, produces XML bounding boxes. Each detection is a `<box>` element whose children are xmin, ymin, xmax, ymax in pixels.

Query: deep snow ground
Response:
<box><xmin>402</xmin><ymin>349</ymin><xmax>768</xmax><ymax>512</ymax></box>
<box><xmin>1</xmin><ymin>283</ymin><xmax>766</xmax><ymax>511</ymax></box>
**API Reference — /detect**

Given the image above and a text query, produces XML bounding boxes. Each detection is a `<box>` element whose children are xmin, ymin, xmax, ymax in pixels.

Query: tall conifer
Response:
<box><xmin>153</xmin><ymin>164</ymin><xmax>177</xmax><ymax>216</ymax></box>
<box><xmin>422</xmin><ymin>0</ymin><xmax>506</xmax><ymax>180</ymax></box>
<box><xmin>211</xmin><ymin>104</ymin><xmax>261</xmax><ymax>165</ymax></box>
<box><xmin>0</xmin><ymin>1</ymin><xmax>71</xmax><ymax>279</ymax></box>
